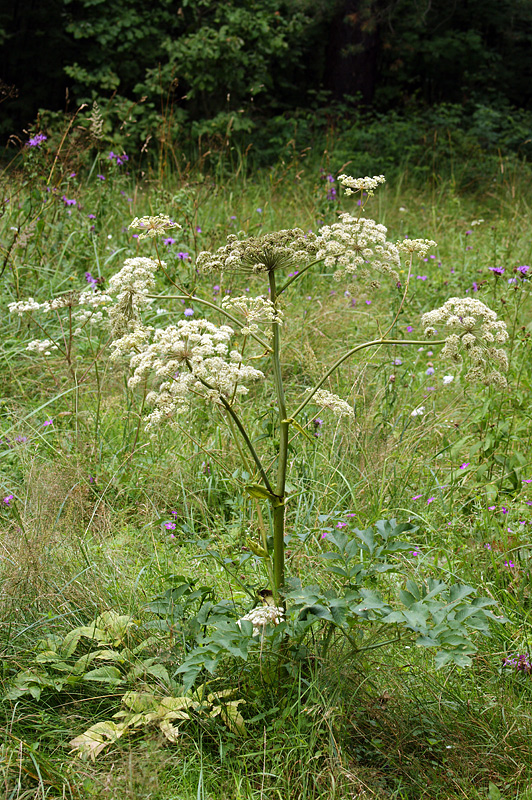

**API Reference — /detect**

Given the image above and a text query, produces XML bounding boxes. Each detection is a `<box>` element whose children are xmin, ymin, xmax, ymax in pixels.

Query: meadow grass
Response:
<box><xmin>1</xmin><ymin>148</ymin><xmax>532</xmax><ymax>799</ymax></box>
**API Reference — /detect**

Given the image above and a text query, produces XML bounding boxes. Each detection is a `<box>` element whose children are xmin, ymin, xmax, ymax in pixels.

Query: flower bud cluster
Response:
<box><xmin>221</xmin><ymin>295</ymin><xmax>283</xmax><ymax>338</ymax></box>
<box><xmin>128</xmin><ymin>214</ymin><xmax>180</xmax><ymax>240</ymax></box>
<box><xmin>338</xmin><ymin>174</ymin><xmax>386</xmax><ymax>196</ymax></box>
<box><xmin>306</xmin><ymin>388</ymin><xmax>354</xmax><ymax>417</ymax></box>
<box><xmin>196</xmin><ymin>229</ymin><xmax>319</xmax><ymax>275</ymax></box>
<box><xmin>237</xmin><ymin>605</ymin><xmax>285</xmax><ymax>635</ymax></box>
<box><xmin>316</xmin><ymin>214</ymin><xmax>400</xmax><ymax>284</ymax></box>
<box><xmin>421</xmin><ymin>297</ymin><xmax>509</xmax><ymax>387</ymax></box>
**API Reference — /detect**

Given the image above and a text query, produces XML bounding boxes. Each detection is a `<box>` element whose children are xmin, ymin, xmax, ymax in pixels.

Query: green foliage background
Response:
<box><xmin>2</xmin><ymin>0</ymin><xmax>532</xmax><ymax>167</ymax></box>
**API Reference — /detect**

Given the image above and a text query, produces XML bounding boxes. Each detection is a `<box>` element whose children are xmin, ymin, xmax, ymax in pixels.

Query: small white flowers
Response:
<box><xmin>316</xmin><ymin>214</ymin><xmax>400</xmax><ymax>284</ymax></box>
<box><xmin>237</xmin><ymin>605</ymin><xmax>285</xmax><ymax>636</ymax></box>
<box><xmin>116</xmin><ymin>319</ymin><xmax>265</xmax><ymax>431</ymax></box>
<box><xmin>421</xmin><ymin>297</ymin><xmax>509</xmax><ymax>387</ymax></box>
<box><xmin>128</xmin><ymin>214</ymin><xmax>180</xmax><ymax>240</ymax></box>
<box><xmin>306</xmin><ymin>389</ymin><xmax>354</xmax><ymax>417</ymax></box>
<box><xmin>222</xmin><ymin>295</ymin><xmax>283</xmax><ymax>338</ymax></box>
<box><xmin>27</xmin><ymin>339</ymin><xmax>58</xmax><ymax>355</ymax></box>
<box><xmin>338</xmin><ymin>174</ymin><xmax>386</xmax><ymax>196</ymax></box>
<box><xmin>442</xmin><ymin>375</ymin><xmax>454</xmax><ymax>385</ymax></box>
<box><xmin>397</xmin><ymin>238</ymin><xmax>437</xmax><ymax>258</ymax></box>
<box><xmin>410</xmin><ymin>406</ymin><xmax>425</xmax><ymax>418</ymax></box>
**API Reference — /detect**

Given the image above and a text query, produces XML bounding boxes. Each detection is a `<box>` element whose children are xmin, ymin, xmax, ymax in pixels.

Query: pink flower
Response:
<box><xmin>3</xmin><ymin>494</ymin><xmax>14</xmax><ymax>505</ymax></box>
<box><xmin>427</xmin><ymin>497</ymin><xmax>435</xmax><ymax>505</ymax></box>
<box><xmin>412</xmin><ymin>494</ymin><xmax>422</xmax><ymax>500</ymax></box>
<box><xmin>459</xmin><ymin>462</ymin><xmax>470</xmax><ymax>469</ymax></box>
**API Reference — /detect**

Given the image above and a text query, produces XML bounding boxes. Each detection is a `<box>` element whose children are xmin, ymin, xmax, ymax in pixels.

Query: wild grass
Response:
<box><xmin>1</xmin><ymin>142</ymin><xmax>532</xmax><ymax>798</ymax></box>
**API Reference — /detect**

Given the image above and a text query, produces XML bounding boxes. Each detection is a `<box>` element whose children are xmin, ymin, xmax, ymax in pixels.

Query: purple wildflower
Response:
<box><xmin>3</xmin><ymin>495</ymin><xmax>14</xmax><ymax>505</ymax></box>
<box><xmin>177</xmin><ymin>252</ymin><xmax>190</xmax><ymax>260</ymax></box>
<box><xmin>163</xmin><ymin>237</ymin><xmax>176</xmax><ymax>246</ymax></box>
<box><xmin>489</xmin><ymin>267</ymin><xmax>505</xmax><ymax>276</ymax></box>
<box><xmin>25</xmin><ymin>134</ymin><xmax>47</xmax><ymax>147</ymax></box>
<box><xmin>62</xmin><ymin>196</ymin><xmax>76</xmax><ymax>206</ymax></box>
<box><xmin>85</xmin><ymin>272</ymin><xmax>98</xmax><ymax>289</ymax></box>
<box><xmin>184</xmin><ymin>308</ymin><xmax>194</xmax><ymax>317</ymax></box>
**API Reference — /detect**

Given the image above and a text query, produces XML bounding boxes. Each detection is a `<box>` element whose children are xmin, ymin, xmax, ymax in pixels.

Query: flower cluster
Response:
<box><xmin>221</xmin><ymin>295</ymin><xmax>283</xmax><ymax>338</ymax></box>
<box><xmin>338</xmin><ymin>174</ymin><xmax>386</xmax><ymax>196</ymax></box>
<box><xmin>237</xmin><ymin>605</ymin><xmax>285</xmax><ymax>636</ymax></box>
<box><xmin>421</xmin><ymin>297</ymin><xmax>509</xmax><ymax>387</ymax></box>
<box><xmin>117</xmin><ymin>320</ymin><xmax>265</xmax><ymax>431</ymax></box>
<box><xmin>107</xmin><ymin>257</ymin><xmax>161</xmax><ymax>337</ymax></box>
<box><xmin>8</xmin><ymin>293</ymin><xmax>80</xmax><ymax>316</ymax></box>
<box><xmin>27</xmin><ymin>339</ymin><xmax>58</xmax><ymax>355</ymax></box>
<box><xmin>306</xmin><ymin>388</ymin><xmax>354</xmax><ymax>417</ymax></box>
<box><xmin>502</xmin><ymin>653</ymin><xmax>532</xmax><ymax>674</ymax></box>
<box><xmin>397</xmin><ymin>238</ymin><xmax>438</xmax><ymax>258</ymax></box>
<box><xmin>128</xmin><ymin>214</ymin><xmax>180</xmax><ymax>240</ymax></box>
<box><xmin>25</xmin><ymin>133</ymin><xmax>47</xmax><ymax>148</ymax></box>
<box><xmin>196</xmin><ymin>229</ymin><xmax>319</xmax><ymax>275</ymax></box>
<box><xmin>316</xmin><ymin>214</ymin><xmax>400</xmax><ymax>285</ymax></box>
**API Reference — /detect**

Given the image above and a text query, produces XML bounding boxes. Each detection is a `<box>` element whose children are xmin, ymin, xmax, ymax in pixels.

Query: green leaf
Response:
<box><xmin>82</xmin><ymin>666</ymin><xmax>123</xmax><ymax>685</ymax></box>
<box><xmin>244</xmin><ymin>483</ymin><xmax>279</xmax><ymax>503</ymax></box>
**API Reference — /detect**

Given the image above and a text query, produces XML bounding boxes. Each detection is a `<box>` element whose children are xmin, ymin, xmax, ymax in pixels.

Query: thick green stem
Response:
<box><xmin>269</xmin><ymin>271</ymin><xmax>289</xmax><ymax>597</ymax></box>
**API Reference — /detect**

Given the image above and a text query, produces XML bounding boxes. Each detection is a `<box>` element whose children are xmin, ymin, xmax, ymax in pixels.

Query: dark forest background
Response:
<box><xmin>2</xmin><ymin>0</ymin><xmax>532</xmax><ymax>171</ymax></box>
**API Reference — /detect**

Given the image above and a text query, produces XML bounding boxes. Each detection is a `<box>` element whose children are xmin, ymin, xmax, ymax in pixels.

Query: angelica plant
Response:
<box><xmin>105</xmin><ymin>173</ymin><xmax>510</xmax><ymax>610</ymax></box>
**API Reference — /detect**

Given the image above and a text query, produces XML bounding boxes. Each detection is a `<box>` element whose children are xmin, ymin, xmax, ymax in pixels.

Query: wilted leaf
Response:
<box><xmin>70</xmin><ymin>721</ymin><xmax>128</xmax><ymax>761</ymax></box>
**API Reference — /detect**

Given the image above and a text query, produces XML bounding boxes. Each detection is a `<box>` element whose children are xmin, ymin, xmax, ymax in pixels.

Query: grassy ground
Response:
<box><xmin>1</xmin><ymin>145</ymin><xmax>532</xmax><ymax>799</ymax></box>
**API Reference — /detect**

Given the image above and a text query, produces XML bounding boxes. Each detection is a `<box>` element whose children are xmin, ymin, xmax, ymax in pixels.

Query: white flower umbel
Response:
<box><xmin>27</xmin><ymin>339</ymin><xmax>58</xmax><ymax>355</ymax></box>
<box><xmin>107</xmin><ymin>257</ymin><xmax>163</xmax><ymax>336</ymax></box>
<box><xmin>121</xmin><ymin>319</ymin><xmax>265</xmax><ymax>430</ymax></box>
<box><xmin>421</xmin><ymin>297</ymin><xmax>509</xmax><ymax>387</ymax></box>
<box><xmin>338</xmin><ymin>174</ymin><xmax>386</xmax><ymax>196</ymax></box>
<box><xmin>9</xmin><ymin>293</ymin><xmax>80</xmax><ymax>316</ymax></box>
<box><xmin>128</xmin><ymin>214</ymin><xmax>180</xmax><ymax>240</ymax></box>
<box><xmin>107</xmin><ymin>257</ymin><xmax>160</xmax><ymax>299</ymax></box>
<box><xmin>397</xmin><ymin>238</ymin><xmax>437</xmax><ymax>258</ymax></box>
<box><xmin>306</xmin><ymin>388</ymin><xmax>354</xmax><ymax>417</ymax></box>
<box><xmin>221</xmin><ymin>295</ymin><xmax>283</xmax><ymax>338</ymax></box>
<box><xmin>196</xmin><ymin>229</ymin><xmax>319</xmax><ymax>275</ymax></box>
<box><xmin>237</xmin><ymin>605</ymin><xmax>285</xmax><ymax>636</ymax></box>
<box><xmin>410</xmin><ymin>406</ymin><xmax>425</xmax><ymax>418</ymax></box>
<box><xmin>316</xmin><ymin>213</ymin><xmax>400</xmax><ymax>285</ymax></box>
